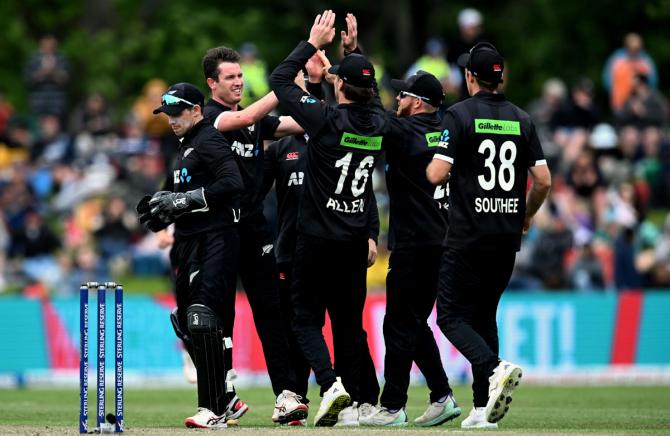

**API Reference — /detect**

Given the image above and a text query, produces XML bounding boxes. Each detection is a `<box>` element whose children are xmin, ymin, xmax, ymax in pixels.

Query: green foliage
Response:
<box><xmin>1</xmin><ymin>0</ymin><xmax>669</xmax><ymax>115</ymax></box>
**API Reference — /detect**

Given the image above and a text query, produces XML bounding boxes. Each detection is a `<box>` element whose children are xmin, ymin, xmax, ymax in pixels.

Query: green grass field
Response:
<box><xmin>1</xmin><ymin>385</ymin><xmax>669</xmax><ymax>434</ymax></box>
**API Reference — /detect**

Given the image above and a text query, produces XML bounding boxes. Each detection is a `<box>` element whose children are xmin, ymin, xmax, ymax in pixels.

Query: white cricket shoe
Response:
<box><xmin>272</xmin><ymin>390</ymin><xmax>308</xmax><ymax>424</ymax></box>
<box><xmin>335</xmin><ymin>402</ymin><xmax>359</xmax><ymax>426</ymax></box>
<box><xmin>314</xmin><ymin>377</ymin><xmax>351</xmax><ymax>426</ymax></box>
<box><xmin>414</xmin><ymin>393</ymin><xmax>462</xmax><ymax>427</ymax></box>
<box><xmin>359</xmin><ymin>407</ymin><xmax>408</xmax><ymax>426</ymax></box>
<box><xmin>182</xmin><ymin>350</ymin><xmax>197</xmax><ymax>384</ymax></box>
<box><xmin>461</xmin><ymin>407</ymin><xmax>498</xmax><ymax>429</ymax></box>
<box><xmin>184</xmin><ymin>407</ymin><xmax>228</xmax><ymax>428</ymax></box>
<box><xmin>485</xmin><ymin>360</ymin><xmax>523</xmax><ymax>423</ymax></box>
<box><xmin>357</xmin><ymin>403</ymin><xmax>378</xmax><ymax>421</ymax></box>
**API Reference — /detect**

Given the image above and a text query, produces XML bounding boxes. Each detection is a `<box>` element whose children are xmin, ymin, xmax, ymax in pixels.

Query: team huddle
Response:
<box><xmin>136</xmin><ymin>10</ymin><xmax>551</xmax><ymax>429</ymax></box>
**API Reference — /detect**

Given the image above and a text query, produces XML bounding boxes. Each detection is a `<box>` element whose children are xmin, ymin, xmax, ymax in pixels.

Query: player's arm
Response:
<box><xmin>524</xmin><ymin>164</ymin><xmax>551</xmax><ymax>232</ymax></box>
<box><xmin>427</xmin><ymin>112</ymin><xmax>458</xmax><ymax>185</ymax></box>
<box><xmin>427</xmin><ymin>158</ymin><xmax>451</xmax><ymax>185</ymax></box>
<box><xmin>274</xmin><ymin>116</ymin><xmax>304</xmax><ymax>137</ymax></box>
<box><xmin>269</xmin><ymin>10</ymin><xmax>335</xmax><ymax>138</ymax></box>
<box><xmin>198</xmin><ymin>136</ymin><xmax>245</xmax><ymax>201</ymax></box>
<box><xmin>214</xmin><ymin>92</ymin><xmax>279</xmax><ymax>132</ymax></box>
<box><xmin>523</xmin><ymin>122</ymin><xmax>552</xmax><ymax>233</ymax></box>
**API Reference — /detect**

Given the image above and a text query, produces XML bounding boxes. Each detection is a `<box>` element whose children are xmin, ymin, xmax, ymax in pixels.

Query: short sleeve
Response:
<box><xmin>433</xmin><ymin>110</ymin><xmax>459</xmax><ymax>165</ymax></box>
<box><xmin>260</xmin><ymin>114</ymin><xmax>281</xmax><ymax>140</ymax></box>
<box><xmin>527</xmin><ymin>122</ymin><xmax>546</xmax><ymax>167</ymax></box>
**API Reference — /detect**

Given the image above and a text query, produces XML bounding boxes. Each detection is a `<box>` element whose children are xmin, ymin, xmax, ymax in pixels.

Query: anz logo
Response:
<box><xmin>288</xmin><ymin>171</ymin><xmax>304</xmax><ymax>186</ymax></box>
<box><xmin>232</xmin><ymin>141</ymin><xmax>254</xmax><ymax>157</ymax></box>
<box><xmin>173</xmin><ymin>168</ymin><xmax>191</xmax><ymax>184</ymax></box>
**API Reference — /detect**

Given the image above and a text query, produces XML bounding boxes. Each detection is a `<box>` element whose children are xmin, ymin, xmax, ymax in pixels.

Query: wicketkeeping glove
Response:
<box><xmin>136</xmin><ymin>192</ymin><xmax>172</xmax><ymax>232</ymax></box>
<box><xmin>149</xmin><ymin>188</ymin><xmax>208</xmax><ymax>221</ymax></box>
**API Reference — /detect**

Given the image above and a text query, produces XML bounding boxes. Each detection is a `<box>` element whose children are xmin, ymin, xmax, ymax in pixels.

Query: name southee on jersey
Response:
<box><xmin>434</xmin><ymin>93</ymin><xmax>546</xmax><ymax>250</ymax></box>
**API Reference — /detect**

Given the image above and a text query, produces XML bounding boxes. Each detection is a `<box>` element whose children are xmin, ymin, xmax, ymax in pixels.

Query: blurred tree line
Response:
<box><xmin>2</xmin><ymin>0</ymin><xmax>670</xmax><ymax>118</ymax></box>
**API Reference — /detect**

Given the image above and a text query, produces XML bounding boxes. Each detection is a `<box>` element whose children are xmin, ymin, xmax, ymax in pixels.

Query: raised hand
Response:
<box><xmin>308</xmin><ymin>10</ymin><xmax>336</xmax><ymax>49</ymax></box>
<box><xmin>341</xmin><ymin>13</ymin><xmax>358</xmax><ymax>53</ymax></box>
<box><xmin>315</xmin><ymin>50</ymin><xmax>337</xmax><ymax>85</ymax></box>
<box><xmin>305</xmin><ymin>52</ymin><xmax>325</xmax><ymax>82</ymax></box>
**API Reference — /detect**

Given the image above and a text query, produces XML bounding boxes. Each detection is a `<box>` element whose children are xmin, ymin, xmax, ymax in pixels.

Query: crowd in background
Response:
<box><xmin>0</xmin><ymin>8</ymin><xmax>668</xmax><ymax>295</ymax></box>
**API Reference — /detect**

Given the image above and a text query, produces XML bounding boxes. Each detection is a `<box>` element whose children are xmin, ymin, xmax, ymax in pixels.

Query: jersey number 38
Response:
<box><xmin>478</xmin><ymin>139</ymin><xmax>517</xmax><ymax>192</ymax></box>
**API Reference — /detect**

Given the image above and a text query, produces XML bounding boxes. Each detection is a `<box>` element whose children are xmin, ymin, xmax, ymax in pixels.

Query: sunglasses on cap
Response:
<box><xmin>161</xmin><ymin>94</ymin><xmax>196</xmax><ymax>107</ymax></box>
<box><xmin>399</xmin><ymin>90</ymin><xmax>429</xmax><ymax>102</ymax></box>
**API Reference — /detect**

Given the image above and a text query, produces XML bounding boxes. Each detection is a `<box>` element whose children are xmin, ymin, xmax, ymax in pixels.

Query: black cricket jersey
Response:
<box><xmin>203</xmin><ymin>99</ymin><xmax>280</xmax><ymax>221</ymax></box>
<box><xmin>435</xmin><ymin>92</ymin><xmax>546</xmax><ymax>251</ymax></box>
<box><xmin>162</xmin><ymin>121</ymin><xmax>243</xmax><ymax>238</ymax></box>
<box><xmin>387</xmin><ymin>112</ymin><xmax>449</xmax><ymax>250</ymax></box>
<box><xmin>263</xmin><ymin>134</ymin><xmax>381</xmax><ymax>263</ymax></box>
<box><xmin>262</xmin><ymin>134</ymin><xmax>308</xmax><ymax>263</ymax></box>
<box><xmin>269</xmin><ymin>41</ymin><xmax>400</xmax><ymax>241</ymax></box>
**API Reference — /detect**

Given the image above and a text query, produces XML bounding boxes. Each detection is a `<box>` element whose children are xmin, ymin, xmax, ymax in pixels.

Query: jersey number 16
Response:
<box><xmin>334</xmin><ymin>152</ymin><xmax>375</xmax><ymax>197</ymax></box>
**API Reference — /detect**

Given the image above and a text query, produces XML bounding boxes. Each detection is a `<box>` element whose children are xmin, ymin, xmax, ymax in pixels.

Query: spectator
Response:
<box><xmin>0</xmin><ymin>92</ymin><xmax>14</xmax><ymax>138</ymax></box>
<box><xmin>528</xmin><ymin>206</ymin><xmax>574</xmax><ymax>289</ymax></box>
<box><xmin>652</xmin><ymin>215</ymin><xmax>670</xmax><ymax>287</ymax></box>
<box><xmin>614</xmin><ymin>227</ymin><xmax>643</xmax><ymax>289</ymax></box>
<box><xmin>0</xmin><ymin>119</ymin><xmax>32</xmax><ymax>171</ymax></box>
<box><xmin>528</xmin><ymin>78</ymin><xmax>567</xmax><ymax>167</ymax></box>
<box><xmin>447</xmin><ymin>8</ymin><xmax>488</xmax><ymax>100</ymax></box>
<box><xmin>617</xmin><ymin>74</ymin><xmax>668</xmax><ymax>129</ymax></box>
<box><xmin>569</xmin><ymin>242</ymin><xmax>606</xmax><ymax>291</ymax></box>
<box><xmin>552</xmin><ymin>78</ymin><xmax>600</xmax><ymax>165</ymax></box>
<box><xmin>405</xmin><ymin>38</ymin><xmax>451</xmax><ymax>92</ymax></box>
<box><xmin>32</xmin><ymin>114</ymin><xmax>72</xmax><ymax>166</ymax></box>
<box><xmin>93</xmin><ymin>196</ymin><xmax>137</xmax><ymax>263</ymax></box>
<box><xmin>239</xmin><ymin>42</ymin><xmax>270</xmax><ymax>107</ymax></box>
<box><xmin>69</xmin><ymin>92</ymin><xmax>114</xmax><ymax>136</ymax></box>
<box><xmin>131</xmin><ymin>78</ymin><xmax>171</xmax><ymax>138</ymax></box>
<box><xmin>9</xmin><ymin>209</ymin><xmax>62</xmax><ymax>287</ymax></box>
<box><xmin>603</xmin><ymin>33</ymin><xmax>658</xmax><ymax>112</ymax></box>
<box><xmin>23</xmin><ymin>34</ymin><xmax>70</xmax><ymax>120</ymax></box>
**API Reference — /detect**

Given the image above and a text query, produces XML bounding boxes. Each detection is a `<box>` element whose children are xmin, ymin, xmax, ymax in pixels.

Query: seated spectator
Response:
<box><xmin>0</xmin><ymin>118</ymin><xmax>32</xmax><ymax>171</ymax></box>
<box><xmin>528</xmin><ymin>205</ymin><xmax>574</xmax><ymax>289</ymax></box>
<box><xmin>527</xmin><ymin>78</ymin><xmax>567</xmax><ymax>167</ymax></box>
<box><xmin>617</xmin><ymin>74</ymin><xmax>668</xmax><ymax>129</ymax></box>
<box><xmin>568</xmin><ymin>242</ymin><xmax>606</xmax><ymax>291</ymax></box>
<box><xmin>93</xmin><ymin>195</ymin><xmax>138</xmax><ymax>263</ymax></box>
<box><xmin>614</xmin><ymin>227</ymin><xmax>643</xmax><ymax>289</ymax></box>
<box><xmin>552</xmin><ymin>78</ymin><xmax>600</xmax><ymax>165</ymax></box>
<box><xmin>69</xmin><ymin>92</ymin><xmax>114</xmax><ymax>136</ymax></box>
<box><xmin>9</xmin><ymin>209</ymin><xmax>61</xmax><ymax>287</ymax></box>
<box><xmin>32</xmin><ymin>113</ymin><xmax>73</xmax><ymax>166</ymax></box>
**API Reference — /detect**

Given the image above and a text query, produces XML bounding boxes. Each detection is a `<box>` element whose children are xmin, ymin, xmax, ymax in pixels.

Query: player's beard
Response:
<box><xmin>396</xmin><ymin>101</ymin><xmax>412</xmax><ymax>117</ymax></box>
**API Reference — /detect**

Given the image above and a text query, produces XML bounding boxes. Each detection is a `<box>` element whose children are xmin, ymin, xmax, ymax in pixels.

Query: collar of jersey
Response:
<box><xmin>207</xmin><ymin>98</ymin><xmax>245</xmax><ymax>113</ymax></box>
<box><xmin>181</xmin><ymin>119</ymin><xmax>207</xmax><ymax>144</ymax></box>
<box><xmin>473</xmin><ymin>91</ymin><xmax>506</xmax><ymax>101</ymax></box>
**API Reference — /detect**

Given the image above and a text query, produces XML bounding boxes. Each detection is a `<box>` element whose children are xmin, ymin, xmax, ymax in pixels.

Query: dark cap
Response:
<box><xmin>328</xmin><ymin>54</ymin><xmax>375</xmax><ymax>88</ymax></box>
<box><xmin>457</xmin><ymin>42</ymin><xmax>504</xmax><ymax>85</ymax></box>
<box><xmin>153</xmin><ymin>82</ymin><xmax>205</xmax><ymax>116</ymax></box>
<box><xmin>390</xmin><ymin>71</ymin><xmax>444</xmax><ymax>107</ymax></box>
